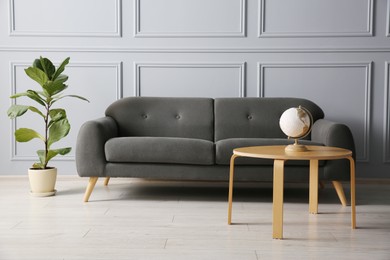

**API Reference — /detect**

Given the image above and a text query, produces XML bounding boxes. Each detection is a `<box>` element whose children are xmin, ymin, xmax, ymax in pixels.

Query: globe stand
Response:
<box><xmin>285</xmin><ymin>139</ymin><xmax>308</xmax><ymax>153</ymax></box>
<box><xmin>280</xmin><ymin>105</ymin><xmax>313</xmax><ymax>153</ymax></box>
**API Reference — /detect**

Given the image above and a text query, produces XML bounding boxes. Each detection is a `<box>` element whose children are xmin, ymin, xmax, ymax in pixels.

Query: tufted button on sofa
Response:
<box><xmin>76</xmin><ymin>97</ymin><xmax>355</xmax><ymax>202</ymax></box>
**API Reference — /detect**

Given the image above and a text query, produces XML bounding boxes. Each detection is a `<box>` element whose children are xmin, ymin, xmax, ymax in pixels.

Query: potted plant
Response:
<box><xmin>7</xmin><ymin>56</ymin><xmax>88</xmax><ymax>196</ymax></box>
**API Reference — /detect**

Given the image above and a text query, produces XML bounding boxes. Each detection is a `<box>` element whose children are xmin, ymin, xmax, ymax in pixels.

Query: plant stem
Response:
<box><xmin>44</xmin><ymin>103</ymin><xmax>50</xmax><ymax>169</ymax></box>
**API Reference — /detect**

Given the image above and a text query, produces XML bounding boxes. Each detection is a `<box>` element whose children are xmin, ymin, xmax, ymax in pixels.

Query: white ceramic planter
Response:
<box><xmin>28</xmin><ymin>167</ymin><xmax>57</xmax><ymax>196</ymax></box>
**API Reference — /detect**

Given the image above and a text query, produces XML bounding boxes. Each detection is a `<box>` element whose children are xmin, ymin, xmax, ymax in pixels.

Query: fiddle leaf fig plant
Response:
<box><xmin>7</xmin><ymin>57</ymin><xmax>89</xmax><ymax>169</ymax></box>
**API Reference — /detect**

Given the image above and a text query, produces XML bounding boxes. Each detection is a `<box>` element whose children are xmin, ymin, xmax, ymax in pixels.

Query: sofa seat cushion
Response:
<box><xmin>105</xmin><ymin>137</ymin><xmax>214</xmax><ymax>165</ymax></box>
<box><xmin>216</xmin><ymin>138</ymin><xmax>324</xmax><ymax>166</ymax></box>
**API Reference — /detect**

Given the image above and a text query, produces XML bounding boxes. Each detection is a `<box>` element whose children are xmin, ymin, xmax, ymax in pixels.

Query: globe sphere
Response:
<box><xmin>279</xmin><ymin>106</ymin><xmax>312</xmax><ymax>139</ymax></box>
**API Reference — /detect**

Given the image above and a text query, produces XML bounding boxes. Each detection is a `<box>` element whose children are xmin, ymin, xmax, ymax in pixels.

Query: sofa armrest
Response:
<box><xmin>76</xmin><ymin>117</ymin><xmax>118</xmax><ymax>177</ymax></box>
<box><xmin>311</xmin><ymin>119</ymin><xmax>356</xmax><ymax>181</ymax></box>
<box><xmin>312</xmin><ymin>119</ymin><xmax>356</xmax><ymax>157</ymax></box>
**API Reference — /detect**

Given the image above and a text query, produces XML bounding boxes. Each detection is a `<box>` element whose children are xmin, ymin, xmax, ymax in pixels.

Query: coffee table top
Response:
<box><xmin>233</xmin><ymin>145</ymin><xmax>352</xmax><ymax>161</ymax></box>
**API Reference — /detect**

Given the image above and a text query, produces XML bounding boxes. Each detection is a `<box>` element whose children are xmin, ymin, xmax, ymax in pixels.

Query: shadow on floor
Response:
<box><xmin>81</xmin><ymin>179</ymin><xmax>390</xmax><ymax>206</ymax></box>
<box><xmin>105</xmin><ymin>180</ymin><xmax>345</xmax><ymax>204</ymax></box>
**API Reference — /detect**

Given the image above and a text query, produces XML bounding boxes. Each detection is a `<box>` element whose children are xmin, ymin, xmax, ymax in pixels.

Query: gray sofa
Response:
<box><xmin>76</xmin><ymin>97</ymin><xmax>355</xmax><ymax>202</ymax></box>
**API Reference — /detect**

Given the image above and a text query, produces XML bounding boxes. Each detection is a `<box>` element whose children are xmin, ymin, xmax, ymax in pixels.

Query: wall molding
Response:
<box><xmin>257</xmin><ymin>62</ymin><xmax>372</xmax><ymax>162</ymax></box>
<box><xmin>134</xmin><ymin>0</ymin><xmax>246</xmax><ymax>38</ymax></box>
<box><xmin>2</xmin><ymin>46</ymin><xmax>390</xmax><ymax>54</ymax></box>
<box><xmin>9</xmin><ymin>61</ymin><xmax>123</xmax><ymax>161</ymax></box>
<box><xmin>134</xmin><ymin>62</ymin><xmax>246</xmax><ymax>97</ymax></box>
<box><xmin>387</xmin><ymin>0</ymin><xmax>390</xmax><ymax>37</ymax></box>
<box><xmin>258</xmin><ymin>0</ymin><xmax>374</xmax><ymax>38</ymax></box>
<box><xmin>9</xmin><ymin>0</ymin><xmax>122</xmax><ymax>37</ymax></box>
<box><xmin>384</xmin><ymin>62</ymin><xmax>390</xmax><ymax>162</ymax></box>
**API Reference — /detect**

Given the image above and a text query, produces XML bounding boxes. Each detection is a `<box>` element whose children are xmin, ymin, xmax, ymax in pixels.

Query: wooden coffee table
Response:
<box><xmin>227</xmin><ymin>145</ymin><xmax>356</xmax><ymax>239</ymax></box>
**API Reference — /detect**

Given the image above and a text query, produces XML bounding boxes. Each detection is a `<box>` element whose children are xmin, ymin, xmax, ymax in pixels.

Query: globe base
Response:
<box><xmin>285</xmin><ymin>143</ymin><xmax>308</xmax><ymax>153</ymax></box>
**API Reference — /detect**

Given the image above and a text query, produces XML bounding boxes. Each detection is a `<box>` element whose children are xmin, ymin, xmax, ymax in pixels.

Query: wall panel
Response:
<box><xmin>9</xmin><ymin>0</ymin><xmax>121</xmax><ymax>37</ymax></box>
<box><xmin>135</xmin><ymin>0</ymin><xmax>246</xmax><ymax>37</ymax></box>
<box><xmin>135</xmin><ymin>63</ymin><xmax>245</xmax><ymax>97</ymax></box>
<box><xmin>10</xmin><ymin>62</ymin><xmax>122</xmax><ymax>161</ymax></box>
<box><xmin>387</xmin><ymin>0</ymin><xmax>390</xmax><ymax>37</ymax></box>
<box><xmin>259</xmin><ymin>0</ymin><xmax>373</xmax><ymax>37</ymax></box>
<box><xmin>385</xmin><ymin>62</ymin><xmax>390</xmax><ymax>163</ymax></box>
<box><xmin>258</xmin><ymin>62</ymin><xmax>371</xmax><ymax>162</ymax></box>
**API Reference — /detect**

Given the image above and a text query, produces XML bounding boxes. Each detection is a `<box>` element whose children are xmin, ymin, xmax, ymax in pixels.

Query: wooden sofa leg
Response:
<box><xmin>83</xmin><ymin>177</ymin><xmax>99</xmax><ymax>202</ymax></box>
<box><xmin>104</xmin><ymin>177</ymin><xmax>110</xmax><ymax>186</ymax></box>
<box><xmin>332</xmin><ymin>181</ymin><xmax>348</xmax><ymax>206</ymax></box>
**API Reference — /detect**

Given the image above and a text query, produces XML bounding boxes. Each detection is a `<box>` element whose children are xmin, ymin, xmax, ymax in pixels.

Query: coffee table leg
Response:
<box><xmin>309</xmin><ymin>160</ymin><xmax>319</xmax><ymax>214</ymax></box>
<box><xmin>273</xmin><ymin>159</ymin><xmax>285</xmax><ymax>239</ymax></box>
<box><xmin>348</xmin><ymin>156</ymin><xmax>356</xmax><ymax>229</ymax></box>
<box><xmin>228</xmin><ymin>154</ymin><xmax>238</xmax><ymax>225</ymax></box>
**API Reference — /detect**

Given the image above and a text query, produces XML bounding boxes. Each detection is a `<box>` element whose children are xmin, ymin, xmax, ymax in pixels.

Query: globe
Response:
<box><xmin>279</xmin><ymin>106</ymin><xmax>313</xmax><ymax>152</ymax></box>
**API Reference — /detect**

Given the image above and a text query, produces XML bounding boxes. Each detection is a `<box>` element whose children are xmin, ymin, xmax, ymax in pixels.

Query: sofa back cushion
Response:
<box><xmin>105</xmin><ymin>97</ymin><xmax>214</xmax><ymax>141</ymax></box>
<box><xmin>214</xmin><ymin>98</ymin><xmax>324</xmax><ymax>141</ymax></box>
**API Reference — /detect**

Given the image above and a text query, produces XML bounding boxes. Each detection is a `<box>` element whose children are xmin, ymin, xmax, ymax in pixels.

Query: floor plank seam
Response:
<box><xmin>82</xmin><ymin>228</ymin><xmax>91</xmax><ymax>238</ymax></box>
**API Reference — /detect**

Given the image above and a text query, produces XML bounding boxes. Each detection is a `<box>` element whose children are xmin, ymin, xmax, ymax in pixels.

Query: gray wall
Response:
<box><xmin>0</xmin><ymin>0</ymin><xmax>389</xmax><ymax>178</ymax></box>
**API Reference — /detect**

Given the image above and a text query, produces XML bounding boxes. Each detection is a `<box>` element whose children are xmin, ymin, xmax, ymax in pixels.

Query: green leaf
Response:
<box><xmin>7</xmin><ymin>105</ymin><xmax>29</xmax><ymax>119</ymax></box>
<box><xmin>27</xmin><ymin>90</ymin><xmax>50</xmax><ymax>100</ymax></box>
<box><xmin>37</xmin><ymin>147</ymin><xmax>71</xmax><ymax>166</ymax></box>
<box><xmin>43</xmin><ymin>80</ymin><xmax>67</xmax><ymax>96</ymax></box>
<box><xmin>10</xmin><ymin>90</ymin><xmax>46</xmax><ymax>106</ymax></box>
<box><xmin>48</xmin><ymin>119</ymin><xmax>70</xmax><ymax>147</ymax></box>
<box><xmin>10</xmin><ymin>92</ymin><xmax>29</xmax><ymax>99</ymax></box>
<box><xmin>37</xmin><ymin>150</ymin><xmax>46</xmax><ymax>167</ymax></box>
<box><xmin>26</xmin><ymin>90</ymin><xmax>46</xmax><ymax>106</ymax></box>
<box><xmin>42</xmin><ymin>89</ymin><xmax>50</xmax><ymax>98</ymax></box>
<box><xmin>39</xmin><ymin>57</ymin><xmax>55</xmax><ymax>80</ymax></box>
<box><xmin>52</xmin><ymin>57</ymin><xmax>70</xmax><ymax>81</ymax></box>
<box><xmin>52</xmin><ymin>94</ymin><xmax>89</xmax><ymax>104</ymax></box>
<box><xmin>54</xmin><ymin>74</ymin><xmax>68</xmax><ymax>84</ymax></box>
<box><xmin>32</xmin><ymin>162</ymin><xmax>44</xmax><ymax>169</ymax></box>
<box><xmin>49</xmin><ymin>109</ymin><xmax>66</xmax><ymax>126</ymax></box>
<box><xmin>48</xmin><ymin>148</ymin><xmax>71</xmax><ymax>161</ymax></box>
<box><xmin>28</xmin><ymin>106</ymin><xmax>45</xmax><ymax>118</ymax></box>
<box><xmin>24</xmin><ymin>67</ymin><xmax>48</xmax><ymax>87</ymax></box>
<box><xmin>15</xmin><ymin>128</ymin><xmax>44</xmax><ymax>142</ymax></box>
<box><xmin>33</xmin><ymin>58</ymin><xmax>43</xmax><ymax>71</ymax></box>
<box><xmin>49</xmin><ymin>109</ymin><xmax>66</xmax><ymax>120</ymax></box>
<box><xmin>7</xmin><ymin>105</ymin><xmax>45</xmax><ymax>119</ymax></box>
<box><xmin>53</xmin><ymin>147</ymin><xmax>71</xmax><ymax>155</ymax></box>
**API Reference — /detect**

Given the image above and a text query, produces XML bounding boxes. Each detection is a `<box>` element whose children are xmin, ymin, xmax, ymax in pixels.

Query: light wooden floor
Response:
<box><xmin>0</xmin><ymin>176</ymin><xmax>389</xmax><ymax>260</ymax></box>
